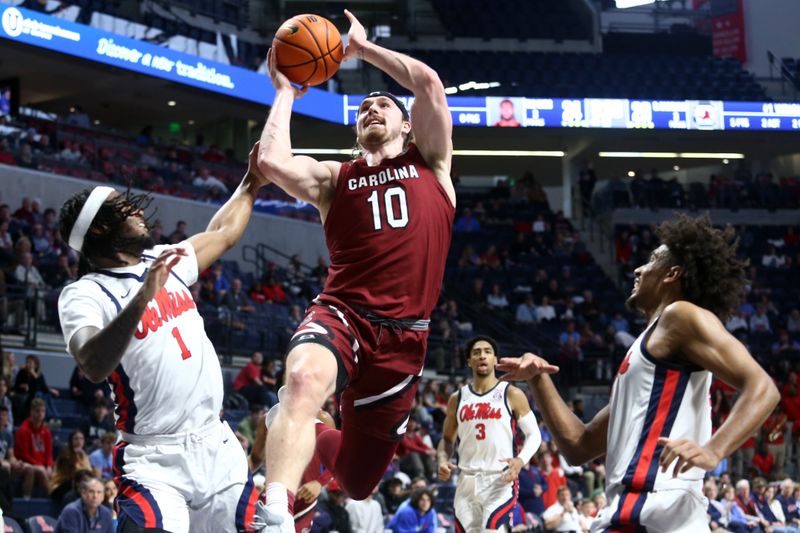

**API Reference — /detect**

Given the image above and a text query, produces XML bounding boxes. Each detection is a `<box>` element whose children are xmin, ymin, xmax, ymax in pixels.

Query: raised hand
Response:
<box><xmin>267</xmin><ymin>47</ymin><xmax>308</xmax><ymax>98</ymax></box>
<box><xmin>497</xmin><ymin>353</ymin><xmax>560</xmax><ymax>382</ymax></box>
<box><xmin>140</xmin><ymin>248</ymin><xmax>186</xmax><ymax>303</ymax></box>
<box><xmin>343</xmin><ymin>9</ymin><xmax>368</xmax><ymax>61</ymax></box>
<box><xmin>657</xmin><ymin>437</ymin><xmax>720</xmax><ymax>477</ymax></box>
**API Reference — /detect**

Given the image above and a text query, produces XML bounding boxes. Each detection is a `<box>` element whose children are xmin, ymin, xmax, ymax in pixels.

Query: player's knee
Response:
<box><xmin>337</xmin><ymin>476</ymin><xmax>372</xmax><ymax>500</ymax></box>
<box><xmin>285</xmin><ymin>365</ymin><xmax>332</xmax><ymax>404</ymax></box>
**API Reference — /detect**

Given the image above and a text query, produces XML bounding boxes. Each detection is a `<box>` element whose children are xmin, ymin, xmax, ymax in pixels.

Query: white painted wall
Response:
<box><xmin>743</xmin><ymin>0</ymin><xmax>800</xmax><ymax>77</ymax></box>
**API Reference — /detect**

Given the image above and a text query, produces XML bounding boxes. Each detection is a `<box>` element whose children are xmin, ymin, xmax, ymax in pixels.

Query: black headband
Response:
<box><xmin>361</xmin><ymin>91</ymin><xmax>410</xmax><ymax>121</ymax></box>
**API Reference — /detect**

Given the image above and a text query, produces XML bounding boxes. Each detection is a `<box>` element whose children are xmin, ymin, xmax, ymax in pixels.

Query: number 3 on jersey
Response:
<box><xmin>367</xmin><ymin>186</ymin><xmax>409</xmax><ymax>230</ymax></box>
<box><xmin>171</xmin><ymin>327</ymin><xmax>192</xmax><ymax>360</ymax></box>
<box><xmin>476</xmin><ymin>423</ymin><xmax>486</xmax><ymax>440</ymax></box>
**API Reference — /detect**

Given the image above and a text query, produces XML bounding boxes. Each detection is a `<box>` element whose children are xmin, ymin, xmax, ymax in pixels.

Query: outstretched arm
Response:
<box><xmin>656</xmin><ymin>301</ymin><xmax>779</xmax><ymax>475</ymax></box>
<box><xmin>257</xmin><ymin>49</ymin><xmax>339</xmax><ymax>211</ymax></box>
<box><xmin>343</xmin><ymin>10</ymin><xmax>454</xmax><ymax>206</ymax></box>
<box><xmin>189</xmin><ymin>143</ymin><xmax>267</xmax><ymax>272</ymax></box>
<box><xmin>498</xmin><ymin>354</ymin><xmax>609</xmax><ymax>465</ymax></box>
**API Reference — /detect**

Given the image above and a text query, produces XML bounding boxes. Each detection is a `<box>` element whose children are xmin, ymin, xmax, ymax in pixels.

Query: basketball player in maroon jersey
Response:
<box><xmin>497</xmin><ymin>216</ymin><xmax>779</xmax><ymax>532</ymax></box>
<box><xmin>254</xmin><ymin>9</ymin><xmax>455</xmax><ymax>532</ymax></box>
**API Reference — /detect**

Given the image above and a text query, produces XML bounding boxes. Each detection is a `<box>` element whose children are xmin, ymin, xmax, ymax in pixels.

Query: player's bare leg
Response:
<box><xmin>260</xmin><ymin>343</ymin><xmax>337</xmax><ymax>530</ymax></box>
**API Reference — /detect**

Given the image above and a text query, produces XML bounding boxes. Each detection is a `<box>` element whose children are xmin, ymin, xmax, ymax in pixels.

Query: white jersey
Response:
<box><xmin>58</xmin><ymin>242</ymin><xmax>223</xmax><ymax>436</ymax></box>
<box><xmin>456</xmin><ymin>381</ymin><xmax>515</xmax><ymax>472</ymax></box>
<box><xmin>605</xmin><ymin>316</ymin><xmax>712</xmax><ymax>495</ymax></box>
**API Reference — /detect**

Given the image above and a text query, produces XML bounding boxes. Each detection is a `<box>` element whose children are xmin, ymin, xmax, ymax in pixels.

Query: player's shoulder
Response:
<box><xmin>58</xmin><ymin>277</ymin><xmax>103</xmax><ymax>303</ymax></box>
<box><xmin>660</xmin><ymin>300</ymin><xmax>717</xmax><ymax>331</ymax></box>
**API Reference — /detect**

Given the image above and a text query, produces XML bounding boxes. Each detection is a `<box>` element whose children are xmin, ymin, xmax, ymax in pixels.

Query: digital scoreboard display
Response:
<box><xmin>4</xmin><ymin>5</ymin><xmax>799</xmax><ymax>132</ymax></box>
<box><xmin>346</xmin><ymin>95</ymin><xmax>800</xmax><ymax>131</ymax></box>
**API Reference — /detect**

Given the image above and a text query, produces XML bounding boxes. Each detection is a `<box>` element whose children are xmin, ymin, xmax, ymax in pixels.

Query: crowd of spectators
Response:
<box><xmin>592</xmin><ymin>167</ymin><xmax>800</xmax><ymax>213</ymax></box>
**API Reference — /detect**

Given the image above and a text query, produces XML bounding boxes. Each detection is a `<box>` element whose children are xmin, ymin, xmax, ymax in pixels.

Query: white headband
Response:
<box><xmin>68</xmin><ymin>186</ymin><xmax>115</xmax><ymax>252</ymax></box>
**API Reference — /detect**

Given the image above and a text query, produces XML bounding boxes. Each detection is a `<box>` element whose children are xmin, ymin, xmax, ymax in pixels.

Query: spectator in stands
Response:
<box><xmin>55</xmin><ymin>475</ymin><xmax>114</xmax><ymax>533</ymax></box>
<box><xmin>720</xmin><ymin>482</ymin><xmax>758</xmax><ymax>532</ymax></box>
<box><xmin>233</xmin><ymin>352</ymin><xmax>276</xmax><ymax>409</ymax></box>
<box><xmin>516</xmin><ymin>294</ymin><xmax>536</xmax><ymax>324</ymax></box>
<box><xmin>13</xmin><ymin>397</ymin><xmax>52</xmax><ymax>498</ymax></box>
<box><xmin>788</xmin><ymin>309</ymin><xmax>800</xmax><ymax>334</ymax></box>
<box><xmin>538</xmin><ymin>449</ymin><xmax>566</xmax><ymax>509</ymax></box>
<box><xmin>224</xmin><ymin>278</ymin><xmax>256</xmax><ymax>315</ymax></box>
<box><xmin>65</xmin><ymin>105</ymin><xmax>90</xmax><ymax>128</ymax></box>
<box><xmin>764</xmin><ymin>404</ymin><xmax>789</xmax><ymax>478</ymax></box>
<box><xmin>0</xmin><ymin>220</ymin><xmax>11</xmax><ymax>249</ymax></box>
<box><xmin>346</xmin><ymin>482</ymin><xmax>383</xmax><ymax>532</ymax></box>
<box><xmin>750</xmin><ymin>305</ymin><xmax>772</xmax><ymax>333</ymax></box>
<box><xmin>58</xmin><ymin>140</ymin><xmax>84</xmax><ymax>163</ymax></box>
<box><xmin>542</xmin><ymin>486</ymin><xmax>583</xmax><ymax>532</ymax></box>
<box><xmin>139</xmin><ymin>146</ymin><xmax>160</xmax><ymax>168</ymax></box>
<box><xmin>314</xmin><ymin>480</ymin><xmax>352</xmax><ymax>533</ymax></box>
<box><xmin>777</xmin><ymin>478</ymin><xmax>800</xmax><ymax>527</ymax></box>
<box><xmin>192</xmin><ymin>166</ymin><xmax>228</xmax><ymax>194</ymax></box>
<box><xmin>763</xmin><ymin>245</ymin><xmax>787</xmax><ymax>269</ymax></box>
<box><xmin>773</xmin><ymin>330</ymin><xmax>800</xmax><ymax>357</ymax></box>
<box><xmin>615</xmin><ymin>230</ymin><xmax>633</xmax><ymax>266</ymax></box>
<box><xmin>535</xmin><ymin>296</ymin><xmax>556</xmax><ymax>323</ymax></box>
<box><xmin>135</xmin><ymin>125</ymin><xmax>154</xmax><ymax>146</ymax></box>
<box><xmin>210</xmin><ymin>263</ymin><xmax>230</xmax><ymax>294</ymax></box>
<box><xmin>704</xmin><ymin>480</ymin><xmax>734</xmax><ymax>532</ymax></box>
<box><xmin>0</xmin><ymin>404</ymin><xmax>17</xmax><ymax>471</ymax></box>
<box><xmin>387</xmin><ymin>487</ymin><xmax>437</xmax><ymax>533</ymax></box>
<box><xmin>50</xmin><ymin>254</ymin><xmax>76</xmax><ymax>288</ymax></box>
<box><xmin>752</xmin><ymin>477</ymin><xmax>796</xmax><ymax>533</ymax></box>
<box><xmin>202</xmin><ymin>144</ymin><xmax>226</xmax><ymax>163</ymax></box>
<box><xmin>14</xmin><ymin>354</ymin><xmax>59</xmax><ymax>419</ymax></box>
<box><xmin>453</xmin><ymin>208</ymin><xmax>480</xmax><ymax>232</ymax></box>
<box><xmin>13</xmin><ymin>251</ymin><xmax>47</xmax><ymax>304</ymax></box>
<box><xmin>518</xmin><ymin>456</ymin><xmax>548</xmax><ymax>521</ymax></box>
<box><xmin>396</xmin><ymin>418</ymin><xmax>436</xmax><ymax>481</ymax></box>
<box><xmin>236</xmin><ymin>404</ymin><xmax>266</xmax><ymax>450</ymax></box>
<box><xmin>0</xmin><ymin>378</ymin><xmax>12</xmax><ymax>429</ymax></box>
<box><xmin>102</xmin><ymin>478</ymin><xmax>117</xmax><ymax>520</ymax></box>
<box><xmin>726</xmin><ymin>309</ymin><xmax>750</xmax><ymax>336</ymax></box>
<box><xmin>752</xmin><ymin>442</ymin><xmax>775</xmax><ymax>479</ymax></box>
<box><xmin>17</xmin><ymin>143</ymin><xmax>35</xmax><ymax>169</ymax></box>
<box><xmin>486</xmin><ymin>283</ymin><xmax>509</xmax><ymax>310</ymax></box>
<box><xmin>88</xmin><ymin>432</ymin><xmax>114</xmax><ymax>481</ymax></box>
<box><xmin>50</xmin><ymin>430</ymin><xmax>92</xmax><ymax>504</ymax></box>
<box><xmin>168</xmin><ymin>220</ymin><xmax>188</xmax><ymax>244</ymax></box>
<box><xmin>80</xmin><ymin>399</ymin><xmax>114</xmax><ymax>450</ymax></box>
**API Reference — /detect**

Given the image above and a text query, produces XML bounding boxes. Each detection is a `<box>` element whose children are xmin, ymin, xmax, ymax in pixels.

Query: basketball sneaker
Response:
<box><xmin>249</xmin><ymin>501</ymin><xmax>294</xmax><ymax>533</ymax></box>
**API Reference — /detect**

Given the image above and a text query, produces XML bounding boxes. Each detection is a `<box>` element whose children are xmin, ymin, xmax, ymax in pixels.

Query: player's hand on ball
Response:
<box><xmin>497</xmin><ymin>353</ymin><xmax>559</xmax><ymax>382</ymax></box>
<box><xmin>343</xmin><ymin>9</ymin><xmax>367</xmax><ymax>61</ymax></box>
<box><xmin>297</xmin><ymin>480</ymin><xmax>322</xmax><ymax>503</ymax></box>
<box><xmin>267</xmin><ymin>48</ymin><xmax>308</xmax><ymax>98</ymax></box>
<box><xmin>500</xmin><ymin>457</ymin><xmax>524</xmax><ymax>484</ymax></box>
<box><xmin>140</xmin><ymin>248</ymin><xmax>185</xmax><ymax>302</ymax></box>
<box><xmin>437</xmin><ymin>461</ymin><xmax>456</xmax><ymax>481</ymax></box>
<box><xmin>657</xmin><ymin>437</ymin><xmax>720</xmax><ymax>477</ymax></box>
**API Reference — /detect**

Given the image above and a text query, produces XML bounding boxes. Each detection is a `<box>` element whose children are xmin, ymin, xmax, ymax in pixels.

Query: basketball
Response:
<box><xmin>272</xmin><ymin>14</ymin><xmax>343</xmax><ymax>86</ymax></box>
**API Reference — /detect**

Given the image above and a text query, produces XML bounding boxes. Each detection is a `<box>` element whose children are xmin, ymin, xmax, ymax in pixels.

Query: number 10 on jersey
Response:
<box><xmin>366</xmin><ymin>186</ymin><xmax>409</xmax><ymax>230</ymax></box>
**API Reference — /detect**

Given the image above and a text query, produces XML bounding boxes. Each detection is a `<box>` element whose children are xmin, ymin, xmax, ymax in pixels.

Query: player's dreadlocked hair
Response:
<box><xmin>656</xmin><ymin>214</ymin><xmax>747</xmax><ymax>321</ymax></box>
<box><xmin>59</xmin><ymin>188</ymin><xmax>154</xmax><ymax>275</ymax></box>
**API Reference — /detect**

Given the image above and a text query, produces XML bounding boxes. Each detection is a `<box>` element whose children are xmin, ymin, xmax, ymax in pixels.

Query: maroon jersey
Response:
<box><xmin>322</xmin><ymin>143</ymin><xmax>454</xmax><ymax>320</ymax></box>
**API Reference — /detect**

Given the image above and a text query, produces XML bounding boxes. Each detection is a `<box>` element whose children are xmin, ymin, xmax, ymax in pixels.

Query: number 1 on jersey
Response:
<box><xmin>171</xmin><ymin>327</ymin><xmax>192</xmax><ymax>360</ymax></box>
<box><xmin>367</xmin><ymin>186</ymin><xmax>409</xmax><ymax>230</ymax></box>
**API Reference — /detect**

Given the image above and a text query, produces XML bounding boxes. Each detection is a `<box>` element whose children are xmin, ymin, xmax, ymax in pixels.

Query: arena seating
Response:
<box><xmin>383</xmin><ymin>50</ymin><xmax>768</xmax><ymax>100</ymax></box>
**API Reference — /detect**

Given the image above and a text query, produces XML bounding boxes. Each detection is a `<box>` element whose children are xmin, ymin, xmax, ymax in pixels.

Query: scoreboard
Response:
<box><xmin>345</xmin><ymin>95</ymin><xmax>800</xmax><ymax>132</ymax></box>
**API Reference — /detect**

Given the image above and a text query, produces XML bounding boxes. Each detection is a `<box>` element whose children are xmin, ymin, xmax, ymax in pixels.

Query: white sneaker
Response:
<box><xmin>249</xmin><ymin>501</ymin><xmax>294</xmax><ymax>533</ymax></box>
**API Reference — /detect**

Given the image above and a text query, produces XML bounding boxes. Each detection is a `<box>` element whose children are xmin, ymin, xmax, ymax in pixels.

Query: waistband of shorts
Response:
<box><xmin>458</xmin><ymin>467</ymin><xmax>505</xmax><ymax>475</ymax></box>
<box><xmin>119</xmin><ymin>418</ymin><xmax>223</xmax><ymax>445</ymax></box>
<box><xmin>313</xmin><ymin>296</ymin><xmax>430</xmax><ymax>331</ymax></box>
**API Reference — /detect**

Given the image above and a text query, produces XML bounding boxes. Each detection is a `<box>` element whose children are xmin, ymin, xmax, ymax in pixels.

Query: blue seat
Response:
<box><xmin>3</xmin><ymin>517</ymin><xmax>24</xmax><ymax>533</ymax></box>
<box><xmin>26</xmin><ymin>515</ymin><xmax>57</xmax><ymax>533</ymax></box>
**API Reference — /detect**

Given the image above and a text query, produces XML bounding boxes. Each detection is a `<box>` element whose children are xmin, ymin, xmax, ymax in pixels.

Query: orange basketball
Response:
<box><xmin>272</xmin><ymin>14</ymin><xmax>343</xmax><ymax>86</ymax></box>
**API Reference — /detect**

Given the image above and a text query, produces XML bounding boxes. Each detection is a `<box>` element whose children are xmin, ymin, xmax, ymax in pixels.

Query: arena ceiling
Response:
<box><xmin>2</xmin><ymin>37</ymin><xmax>798</xmax><ymax>185</ymax></box>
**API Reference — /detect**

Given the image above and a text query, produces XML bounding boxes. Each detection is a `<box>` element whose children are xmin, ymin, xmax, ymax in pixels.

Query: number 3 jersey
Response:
<box><xmin>456</xmin><ymin>382</ymin><xmax>516</xmax><ymax>473</ymax></box>
<box><xmin>58</xmin><ymin>242</ymin><xmax>223</xmax><ymax>437</ymax></box>
<box><xmin>321</xmin><ymin>143</ymin><xmax>454</xmax><ymax>320</ymax></box>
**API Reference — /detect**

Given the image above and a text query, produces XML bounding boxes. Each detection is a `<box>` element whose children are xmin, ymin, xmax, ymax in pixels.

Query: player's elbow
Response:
<box><xmin>414</xmin><ymin>66</ymin><xmax>444</xmax><ymax>94</ymax></box>
<box><xmin>762</xmin><ymin>377</ymin><xmax>780</xmax><ymax>410</ymax></box>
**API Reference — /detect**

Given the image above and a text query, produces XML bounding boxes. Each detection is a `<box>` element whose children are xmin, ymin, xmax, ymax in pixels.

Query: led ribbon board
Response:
<box><xmin>3</xmin><ymin>5</ymin><xmax>799</xmax><ymax>131</ymax></box>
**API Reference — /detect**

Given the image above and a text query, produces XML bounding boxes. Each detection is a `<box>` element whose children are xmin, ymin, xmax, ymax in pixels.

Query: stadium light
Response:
<box><xmin>598</xmin><ymin>152</ymin><xmax>745</xmax><ymax>159</ymax></box>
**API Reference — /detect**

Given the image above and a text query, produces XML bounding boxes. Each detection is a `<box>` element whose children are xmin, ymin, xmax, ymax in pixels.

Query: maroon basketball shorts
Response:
<box><xmin>286</xmin><ymin>296</ymin><xmax>429</xmax><ymax>441</ymax></box>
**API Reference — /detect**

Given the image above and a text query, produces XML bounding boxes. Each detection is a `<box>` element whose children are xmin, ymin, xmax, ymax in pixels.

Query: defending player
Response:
<box><xmin>498</xmin><ymin>215</ymin><xmax>779</xmax><ymax>533</ymax></box>
<box><xmin>437</xmin><ymin>336</ymin><xmax>541</xmax><ymax>533</ymax></box>
<box><xmin>57</xmin><ymin>144</ymin><xmax>267</xmax><ymax>532</ymax></box>
<box><xmin>255</xmin><ymin>9</ymin><xmax>455</xmax><ymax>532</ymax></box>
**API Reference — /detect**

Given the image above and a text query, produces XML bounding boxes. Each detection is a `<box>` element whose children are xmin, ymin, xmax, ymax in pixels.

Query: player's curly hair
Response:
<box><xmin>465</xmin><ymin>335</ymin><xmax>499</xmax><ymax>359</ymax></box>
<box><xmin>656</xmin><ymin>214</ymin><xmax>747</xmax><ymax>321</ymax></box>
<box><xmin>59</xmin><ymin>188</ymin><xmax>153</xmax><ymax>274</ymax></box>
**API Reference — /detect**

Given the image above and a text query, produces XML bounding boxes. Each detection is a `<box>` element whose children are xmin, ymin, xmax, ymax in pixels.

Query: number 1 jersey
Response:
<box><xmin>321</xmin><ymin>143</ymin><xmax>454</xmax><ymax>320</ymax></box>
<box><xmin>58</xmin><ymin>242</ymin><xmax>223</xmax><ymax>436</ymax></box>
